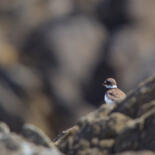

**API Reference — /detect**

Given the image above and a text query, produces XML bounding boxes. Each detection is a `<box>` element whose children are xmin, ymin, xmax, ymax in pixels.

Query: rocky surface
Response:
<box><xmin>55</xmin><ymin>75</ymin><xmax>155</xmax><ymax>155</ymax></box>
<box><xmin>0</xmin><ymin>75</ymin><xmax>154</xmax><ymax>155</ymax></box>
<box><xmin>0</xmin><ymin>122</ymin><xmax>62</xmax><ymax>155</ymax></box>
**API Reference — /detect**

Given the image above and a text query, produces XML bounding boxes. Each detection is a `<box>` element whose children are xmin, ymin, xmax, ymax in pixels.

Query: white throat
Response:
<box><xmin>105</xmin><ymin>85</ymin><xmax>117</xmax><ymax>89</ymax></box>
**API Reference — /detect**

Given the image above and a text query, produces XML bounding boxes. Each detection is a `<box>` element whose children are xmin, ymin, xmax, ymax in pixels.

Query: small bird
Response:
<box><xmin>102</xmin><ymin>78</ymin><xmax>126</xmax><ymax>104</ymax></box>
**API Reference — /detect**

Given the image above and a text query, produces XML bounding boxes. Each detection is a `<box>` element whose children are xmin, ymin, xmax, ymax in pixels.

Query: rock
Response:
<box><xmin>0</xmin><ymin>122</ymin><xmax>10</xmax><ymax>134</ymax></box>
<box><xmin>21</xmin><ymin>124</ymin><xmax>54</xmax><ymax>148</ymax></box>
<box><xmin>56</xmin><ymin>108</ymin><xmax>131</xmax><ymax>154</ymax></box>
<box><xmin>112</xmin><ymin>75</ymin><xmax>155</xmax><ymax>118</ymax></box>
<box><xmin>0</xmin><ymin>131</ymin><xmax>62</xmax><ymax>155</ymax></box>
<box><xmin>116</xmin><ymin>151</ymin><xmax>155</xmax><ymax>155</ymax></box>
<box><xmin>20</xmin><ymin>14</ymin><xmax>106</xmax><ymax>136</ymax></box>
<box><xmin>108</xmin><ymin>0</ymin><xmax>155</xmax><ymax>91</ymax></box>
<box><xmin>113</xmin><ymin>108</ymin><xmax>155</xmax><ymax>152</ymax></box>
<box><xmin>55</xmin><ymin>75</ymin><xmax>155</xmax><ymax>155</ymax></box>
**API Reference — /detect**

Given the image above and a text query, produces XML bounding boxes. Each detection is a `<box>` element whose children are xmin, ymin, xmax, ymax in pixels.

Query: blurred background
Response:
<box><xmin>0</xmin><ymin>0</ymin><xmax>154</xmax><ymax>138</ymax></box>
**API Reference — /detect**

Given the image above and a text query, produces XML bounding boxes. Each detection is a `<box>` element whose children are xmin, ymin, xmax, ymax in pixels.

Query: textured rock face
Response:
<box><xmin>0</xmin><ymin>134</ymin><xmax>62</xmax><ymax>155</ymax></box>
<box><xmin>55</xmin><ymin>75</ymin><xmax>155</xmax><ymax>155</ymax></box>
<box><xmin>0</xmin><ymin>123</ymin><xmax>62</xmax><ymax>155</ymax></box>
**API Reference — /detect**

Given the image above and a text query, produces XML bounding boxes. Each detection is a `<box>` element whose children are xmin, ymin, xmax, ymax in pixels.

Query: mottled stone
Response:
<box><xmin>0</xmin><ymin>132</ymin><xmax>62</xmax><ymax>155</ymax></box>
<box><xmin>21</xmin><ymin>124</ymin><xmax>54</xmax><ymax>148</ymax></box>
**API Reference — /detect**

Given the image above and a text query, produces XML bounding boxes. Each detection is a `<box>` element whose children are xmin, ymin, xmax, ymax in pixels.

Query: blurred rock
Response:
<box><xmin>48</xmin><ymin>15</ymin><xmax>105</xmax><ymax>107</ymax></box>
<box><xmin>22</xmin><ymin>124</ymin><xmax>53</xmax><ymax>148</ymax></box>
<box><xmin>0</xmin><ymin>121</ymin><xmax>10</xmax><ymax>134</ymax></box>
<box><xmin>0</xmin><ymin>132</ymin><xmax>62</xmax><ymax>155</ymax></box>
<box><xmin>108</xmin><ymin>0</ymin><xmax>155</xmax><ymax>90</ymax></box>
<box><xmin>95</xmin><ymin>0</ymin><xmax>129</xmax><ymax>31</ymax></box>
<box><xmin>0</xmin><ymin>122</ymin><xmax>62</xmax><ymax>155</ymax></box>
<box><xmin>116</xmin><ymin>151</ymin><xmax>155</xmax><ymax>155</ymax></box>
<box><xmin>0</xmin><ymin>0</ymin><xmax>74</xmax><ymax>44</ymax></box>
<box><xmin>128</xmin><ymin>0</ymin><xmax>155</xmax><ymax>27</ymax></box>
<box><xmin>109</xmin><ymin>26</ymin><xmax>155</xmax><ymax>91</ymax></box>
<box><xmin>20</xmin><ymin>14</ymin><xmax>106</xmax><ymax>135</ymax></box>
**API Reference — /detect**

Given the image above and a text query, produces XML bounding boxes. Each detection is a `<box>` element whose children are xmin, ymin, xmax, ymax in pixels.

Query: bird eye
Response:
<box><xmin>106</xmin><ymin>81</ymin><xmax>111</xmax><ymax>85</ymax></box>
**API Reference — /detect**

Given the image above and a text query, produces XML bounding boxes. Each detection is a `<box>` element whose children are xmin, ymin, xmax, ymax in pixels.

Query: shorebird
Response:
<box><xmin>102</xmin><ymin>78</ymin><xmax>126</xmax><ymax>104</ymax></box>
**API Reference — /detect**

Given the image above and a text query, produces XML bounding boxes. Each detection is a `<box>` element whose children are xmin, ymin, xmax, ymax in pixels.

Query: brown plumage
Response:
<box><xmin>106</xmin><ymin>88</ymin><xmax>126</xmax><ymax>103</ymax></box>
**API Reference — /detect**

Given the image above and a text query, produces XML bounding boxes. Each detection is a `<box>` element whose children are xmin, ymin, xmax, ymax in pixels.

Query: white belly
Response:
<box><xmin>104</xmin><ymin>94</ymin><xmax>114</xmax><ymax>104</ymax></box>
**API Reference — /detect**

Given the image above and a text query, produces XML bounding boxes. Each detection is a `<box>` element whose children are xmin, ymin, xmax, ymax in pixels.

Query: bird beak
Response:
<box><xmin>102</xmin><ymin>82</ymin><xmax>106</xmax><ymax>87</ymax></box>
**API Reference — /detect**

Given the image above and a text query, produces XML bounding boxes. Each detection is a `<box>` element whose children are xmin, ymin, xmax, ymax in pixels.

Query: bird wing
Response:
<box><xmin>106</xmin><ymin>88</ymin><xmax>126</xmax><ymax>103</ymax></box>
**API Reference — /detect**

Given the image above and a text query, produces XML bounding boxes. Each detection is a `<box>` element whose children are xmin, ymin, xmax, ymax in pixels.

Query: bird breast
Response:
<box><xmin>104</xmin><ymin>94</ymin><xmax>115</xmax><ymax>104</ymax></box>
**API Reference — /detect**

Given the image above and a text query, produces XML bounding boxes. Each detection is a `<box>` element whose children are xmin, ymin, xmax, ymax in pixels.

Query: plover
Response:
<box><xmin>102</xmin><ymin>78</ymin><xmax>126</xmax><ymax>104</ymax></box>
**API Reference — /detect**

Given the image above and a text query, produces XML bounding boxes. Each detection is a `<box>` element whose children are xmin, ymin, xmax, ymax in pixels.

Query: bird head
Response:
<box><xmin>102</xmin><ymin>78</ymin><xmax>117</xmax><ymax>89</ymax></box>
